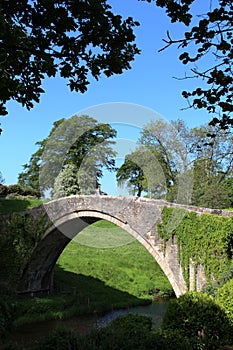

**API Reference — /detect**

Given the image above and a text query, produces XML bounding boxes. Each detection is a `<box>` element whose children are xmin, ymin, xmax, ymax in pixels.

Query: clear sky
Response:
<box><xmin>1</xmin><ymin>0</ymin><xmax>212</xmax><ymax>194</ymax></box>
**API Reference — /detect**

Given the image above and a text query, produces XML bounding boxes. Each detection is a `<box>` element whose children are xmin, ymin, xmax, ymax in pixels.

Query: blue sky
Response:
<box><xmin>1</xmin><ymin>0</ymin><xmax>212</xmax><ymax>194</ymax></box>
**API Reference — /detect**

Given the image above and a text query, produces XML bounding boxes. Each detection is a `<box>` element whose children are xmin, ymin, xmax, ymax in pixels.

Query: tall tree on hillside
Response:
<box><xmin>18</xmin><ymin>115</ymin><xmax>117</xmax><ymax>196</ymax></box>
<box><xmin>143</xmin><ymin>0</ymin><xmax>233</xmax><ymax>128</ymax></box>
<box><xmin>190</xmin><ymin>124</ymin><xmax>233</xmax><ymax>207</ymax></box>
<box><xmin>0</xmin><ymin>0</ymin><xmax>139</xmax><ymax>116</ymax></box>
<box><xmin>139</xmin><ymin>118</ymin><xmax>192</xmax><ymax>202</ymax></box>
<box><xmin>116</xmin><ymin>146</ymin><xmax>171</xmax><ymax>198</ymax></box>
<box><xmin>116</xmin><ymin>149</ymin><xmax>146</xmax><ymax>197</ymax></box>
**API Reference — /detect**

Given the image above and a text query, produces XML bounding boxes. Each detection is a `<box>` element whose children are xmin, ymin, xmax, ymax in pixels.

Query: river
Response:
<box><xmin>8</xmin><ymin>301</ymin><xmax>168</xmax><ymax>348</ymax></box>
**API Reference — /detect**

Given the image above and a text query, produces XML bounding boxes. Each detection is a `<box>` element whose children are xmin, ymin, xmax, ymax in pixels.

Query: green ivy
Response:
<box><xmin>157</xmin><ymin>207</ymin><xmax>233</xmax><ymax>288</ymax></box>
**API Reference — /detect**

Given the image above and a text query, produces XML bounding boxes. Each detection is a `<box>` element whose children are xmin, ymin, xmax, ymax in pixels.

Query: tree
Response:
<box><xmin>53</xmin><ymin>163</ymin><xmax>80</xmax><ymax>199</ymax></box>
<box><xmin>139</xmin><ymin>118</ymin><xmax>192</xmax><ymax>202</ymax></box>
<box><xmin>116</xmin><ymin>149</ymin><xmax>146</xmax><ymax>197</ymax></box>
<box><xmin>190</xmin><ymin>123</ymin><xmax>233</xmax><ymax>207</ymax></box>
<box><xmin>0</xmin><ymin>0</ymin><xmax>140</xmax><ymax>115</ymax></box>
<box><xmin>144</xmin><ymin>0</ymin><xmax>233</xmax><ymax>128</ymax></box>
<box><xmin>116</xmin><ymin>146</ymin><xmax>170</xmax><ymax>198</ymax></box>
<box><xmin>118</xmin><ymin>118</ymin><xmax>233</xmax><ymax>207</ymax></box>
<box><xmin>18</xmin><ymin>115</ymin><xmax>117</xmax><ymax>196</ymax></box>
<box><xmin>222</xmin><ymin>177</ymin><xmax>233</xmax><ymax>207</ymax></box>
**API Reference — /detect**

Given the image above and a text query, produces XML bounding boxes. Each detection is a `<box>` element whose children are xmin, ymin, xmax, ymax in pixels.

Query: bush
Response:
<box><xmin>162</xmin><ymin>292</ymin><xmax>233</xmax><ymax>349</ymax></box>
<box><xmin>32</xmin><ymin>329</ymin><xmax>86</xmax><ymax>350</ymax></box>
<box><xmin>146</xmin><ymin>329</ymin><xmax>204</xmax><ymax>350</ymax></box>
<box><xmin>0</xmin><ymin>296</ymin><xmax>16</xmax><ymax>339</ymax></box>
<box><xmin>88</xmin><ymin>313</ymin><xmax>153</xmax><ymax>350</ymax></box>
<box><xmin>217</xmin><ymin>280</ymin><xmax>233</xmax><ymax>326</ymax></box>
<box><xmin>7</xmin><ymin>185</ymin><xmax>23</xmax><ymax>196</ymax></box>
<box><xmin>5</xmin><ymin>185</ymin><xmax>40</xmax><ymax>199</ymax></box>
<box><xmin>0</xmin><ymin>184</ymin><xmax>8</xmax><ymax>197</ymax></box>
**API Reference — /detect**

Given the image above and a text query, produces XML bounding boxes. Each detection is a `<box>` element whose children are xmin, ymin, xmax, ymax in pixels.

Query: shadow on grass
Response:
<box><xmin>54</xmin><ymin>265</ymin><xmax>150</xmax><ymax>314</ymax></box>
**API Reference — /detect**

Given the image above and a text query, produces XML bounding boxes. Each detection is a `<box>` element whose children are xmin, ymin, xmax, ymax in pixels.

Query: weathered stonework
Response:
<box><xmin>1</xmin><ymin>195</ymin><xmax>232</xmax><ymax>297</ymax></box>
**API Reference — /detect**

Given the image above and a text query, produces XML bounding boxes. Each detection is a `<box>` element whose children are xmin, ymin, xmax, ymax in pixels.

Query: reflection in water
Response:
<box><xmin>9</xmin><ymin>301</ymin><xmax>168</xmax><ymax>348</ymax></box>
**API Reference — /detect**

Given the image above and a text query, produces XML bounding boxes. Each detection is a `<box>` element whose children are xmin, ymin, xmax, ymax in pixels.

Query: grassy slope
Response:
<box><xmin>0</xmin><ymin>198</ymin><xmax>43</xmax><ymax>214</ymax></box>
<box><xmin>55</xmin><ymin>220</ymin><xmax>173</xmax><ymax>300</ymax></box>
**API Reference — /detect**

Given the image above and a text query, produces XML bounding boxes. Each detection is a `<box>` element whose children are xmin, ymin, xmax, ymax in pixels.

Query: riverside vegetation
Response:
<box><xmin>0</xmin><ymin>199</ymin><xmax>233</xmax><ymax>349</ymax></box>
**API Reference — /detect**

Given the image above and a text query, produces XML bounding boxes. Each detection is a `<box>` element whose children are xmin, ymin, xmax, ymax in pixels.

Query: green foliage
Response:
<box><xmin>88</xmin><ymin>314</ymin><xmax>152</xmax><ymax>350</ymax></box>
<box><xmin>116</xmin><ymin>145</ymin><xmax>169</xmax><ymax>198</ymax></box>
<box><xmin>13</xmin><ymin>294</ymin><xmax>92</xmax><ymax>326</ymax></box>
<box><xmin>0</xmin><ymin>184</ymin><xmax>8</xmax><ymax>197</ymax></box>
<box><xmin>0</xmin><ymin>212</ymin><xmax>49</xmax><ymax>288</ymax></box>
<box><xmin>53</xmin><ymin>164</ymin><xmax>81</xmax><ymax>199</ymax></box>
<box><xmin>0</xmin><ymin>184</ymin><xmax>41</xmax><ymax>199</ymax></box>
<box><xmin>31</xmin><ymin>329</ymin><xmax>84</xmax><ymax>350</ymax></box>
<box><xmin>116</xmin><ymin>149</ymin><xmax>146</xmax><ymax>197</ymax></box>
<box><xmin>131</xmin><ymin>118</ymin><xmax>233</xmax><ymax>207</ymax></box>
<box><xmin>203</xmin><ymin>260</ymin><xmax>233</xmax><ymax>297</ymax></box>
<box><xmin>0</xmin><ymin>199</ymin><xmax>43</xmax><ymax>214</ymax></box>
<box><xmin>146</xmin><ymin>328</ymin><xmax>204</xmax><ymax>350</ymax></box>
<box><xmin>25</xmin><ymin>315</ymin><xmax>151</xmax><ymax>350</ymax></box>
<box><xmin>0</xmin><ymin>0</ymin><xmax>139</xmax><ymax>116</ymax></box>
<box><xmin>162</xmin><ymin>292</ymin><xmax>233</xmax><ymax>349</ymax></box>
<box><xmin>0</xmin><ymin>296</ymin><xmax>16</xmax><ymax>339</ymax></box>
<box><xmin>19</xmin><ymin>115</ymin><xmax>117</xmax><ymax>195</ymax></box>
<box><xmin>158</xmin><ymin>207</ymin><xmax>233</xmax><ymax>286</ymax></box>
<box><xmin>217</xmin><ymin>280</ymin><xmax>233</xmax><ymax>325</ymax></box>
<box><xmin>154</xmin><ymin>0</ymin><xmax>233</xmax><ymax>128</ymax></box>
<box><xmin>223</xmin><ymin>178</ymin><xmax>233</xmax><ymax>207</ymax></box>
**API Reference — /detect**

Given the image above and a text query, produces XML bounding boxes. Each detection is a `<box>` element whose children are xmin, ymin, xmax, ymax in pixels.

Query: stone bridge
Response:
<box><xmin>1</xmin><ymin>195</ymin><xmax>233</xmax><ymax>297</ymax></box>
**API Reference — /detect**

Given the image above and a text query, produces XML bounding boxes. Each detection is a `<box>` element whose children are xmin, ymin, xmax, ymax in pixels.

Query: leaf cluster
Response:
<box><xmin>153</xmin><ymin>0</ymin><xmax>233</xmax><ymax>127</ymax></box>
<box><xmin>0</xmin><ymin>0</ymin><xmax>140</xmax><ymax>115</ymax></box>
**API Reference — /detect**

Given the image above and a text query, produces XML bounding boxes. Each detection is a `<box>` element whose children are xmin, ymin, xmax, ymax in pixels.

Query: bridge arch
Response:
<box><xmin>17</xmin><ymin>209</ymin><xmax>185</xmax><ymax>297</ymax></box>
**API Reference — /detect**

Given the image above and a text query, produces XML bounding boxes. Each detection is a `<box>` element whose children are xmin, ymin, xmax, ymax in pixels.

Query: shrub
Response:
<box><xmin>0</xmin><ymin>296</ymin><xmax>16</xmax><ymax>339</ymax></box>
<box><xmin>146</xmin><ymin>329</ymin><xmax>204</xmax><ymax>350</ymax></box>
<box><xmin>217</xmin><ymin>280</ymin><xmax>233</xmax><ymax>326</ymax></box>
<box><xmin>7</xmin><ymin>185</ymin><xmax>23</xmax><ymax>196</ymax></box>
<box><xmin>162</xmin><ymin>292</ymin><xmax>233</xmax><ymax>349</ymax></box>
<box><xmin>0</xmin><ymin>184</ymin><xmax>8</xmax><ymax>197</ymax></box>
<box><xmin>32</xmin><ymin>329</ymin><xmax>86</xmax><ymax>350</ymax></box>
<box><xmin>88</xmin><ymin>313</ymin><xmax>153</xmax><ymax>350</ymax></box>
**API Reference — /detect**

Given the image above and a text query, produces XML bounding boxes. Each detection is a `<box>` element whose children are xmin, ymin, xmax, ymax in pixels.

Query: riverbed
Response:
<box><xmin>8</xmin><ymin>301</ymin><xmax>168</xmax><ymax>348</ymax></box>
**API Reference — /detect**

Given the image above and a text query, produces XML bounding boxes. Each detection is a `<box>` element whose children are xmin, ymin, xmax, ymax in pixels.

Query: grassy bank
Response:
<box><xmin>0</xmin><ymin>198</ymin><xmax>43</xmax><ymax>214</ymax></box>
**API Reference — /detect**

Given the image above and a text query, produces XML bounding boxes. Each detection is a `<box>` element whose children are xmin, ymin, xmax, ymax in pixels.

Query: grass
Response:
<box><xmin>0</xmin><ymin>198</ymin><xmax>43</xmax><ymax>214</ymax></box>
<box><xmin>55</xmin><ymin>220</ymin><xmax>173</xmax><ymax>300</ymax></box>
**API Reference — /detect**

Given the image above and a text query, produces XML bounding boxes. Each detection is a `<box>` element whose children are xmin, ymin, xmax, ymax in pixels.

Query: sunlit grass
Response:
<box><xmin>55</xmin><ymin>220</ymin><xmax>173</xmax><ymax>300</ymax></box>
<box><xmin>0</xmin><ymin>198</ymin><xmax>43</xmax><ymax>214</ymax></box>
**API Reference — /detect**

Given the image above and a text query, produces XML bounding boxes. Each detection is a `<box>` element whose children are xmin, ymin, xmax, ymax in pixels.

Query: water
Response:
<box><xmin>8</xmin><ymin>301</ymin><xmax>168</xmax><ymax>348</ymax></box>
<box><xmin>97</xmin><ymin>301</ymin><xmax>168</xmax><ymax>329</ymax></box>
